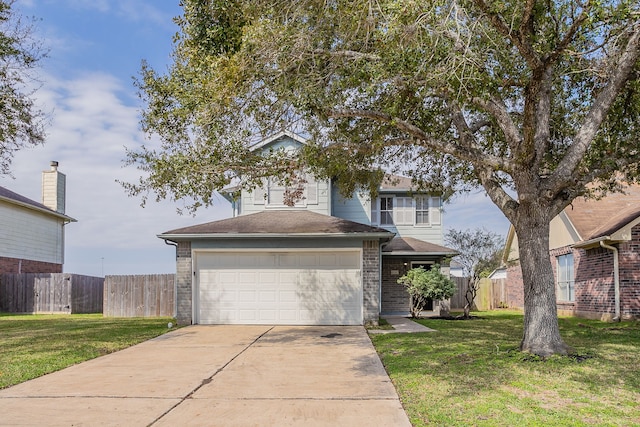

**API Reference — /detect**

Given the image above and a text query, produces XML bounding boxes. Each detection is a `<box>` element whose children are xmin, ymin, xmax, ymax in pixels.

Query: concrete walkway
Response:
<box><xmin>368</xmin><ymin>316</ymin><xmax>436</xmax><ymax>334</ymax></box>
<box><xmin>0</xmin><ymin>325</ymin><xmax>411</xmax><ymax>427</ymax></box>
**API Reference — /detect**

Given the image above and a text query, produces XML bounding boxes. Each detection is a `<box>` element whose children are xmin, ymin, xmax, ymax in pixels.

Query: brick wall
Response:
<box><xmin>362</xmin><ymin>240</ymin><xmax>380</xmax><ymax>325</ymax></box>
<box><xmin>506</xmin><ymin>263</ymin><xmax>524</xmax><ymax>308</ymax></box>
<box><xmin>381</xmin><ymin>258</ymin><xmax>411</xmax><ymax>313</ymax></box>
<box><xmin>619</xmin><ymin>226</ymin><xmax>640</xmax><ymax>319</ymax></box>
<box><xmin>175</xmin><ymin>241</ymin><xmax>192</xmax><ymax>325</ymax></box>
<box><xmin>0</xmin><ymin>256</ymin><xmax>62</xmax><ymax>274</ymax></box>
<box><xmin>573</xmin><ymin>246</ymin><xmax>614</xmax><ymax>319</ymax></box>
<box><xmin>506</xmin><ymin>223</ymin><xmax>640</xmax><ymax>320</ymax></box>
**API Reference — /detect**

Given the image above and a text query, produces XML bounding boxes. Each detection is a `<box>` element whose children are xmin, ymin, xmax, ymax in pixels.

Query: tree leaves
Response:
<box><xmin>0</xmin><ymin>0</ymin><xmax>47</xmax><ymax>176</ymax></box>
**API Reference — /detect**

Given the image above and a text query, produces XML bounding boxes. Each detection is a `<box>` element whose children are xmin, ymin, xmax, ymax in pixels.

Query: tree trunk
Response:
<box><xmin>463</xmin><ymin>277</ymin><xmax>477</xmax><ymax>318</ymax></box>
<box><xmin>515</xmin><ymin>213</ymin><xmax>572</xmax><ymax>356</ymax></box>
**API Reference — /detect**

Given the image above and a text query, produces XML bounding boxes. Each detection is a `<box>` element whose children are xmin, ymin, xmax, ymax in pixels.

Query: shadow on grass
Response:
<box><xmin>371</xmin><ymin>311</ymin><xmax>640</xmax><ymax>398</ymax></box>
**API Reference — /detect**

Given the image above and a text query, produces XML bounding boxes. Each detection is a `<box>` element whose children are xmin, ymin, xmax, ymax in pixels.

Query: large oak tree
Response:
<box><xmin>126</xmin><ymin>0</ymin><xmax>640</xmax><ymax>356</ymax></box>
<box><xmin>0</xmin><ymin>0</ymin><xmax>47</xmax><ymax>175</ymax></box>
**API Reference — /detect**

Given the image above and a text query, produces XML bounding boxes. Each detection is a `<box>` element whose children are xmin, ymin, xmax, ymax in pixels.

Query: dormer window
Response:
<box><xmin>252</xmin><ymin>174</ymin><xmax>318</xmax><ymax>207</ymax></box>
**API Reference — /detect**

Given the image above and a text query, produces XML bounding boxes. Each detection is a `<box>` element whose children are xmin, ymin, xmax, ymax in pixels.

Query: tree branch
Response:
<box><xmin>519</xmin><ymin>0</ymin><xmax>536</xmax><ymax>42</ymax></box>
<box><xmin>328</xmin><ymin>108</ymin><xmax>510</xmax><ymax>171</ymax></box>
<box><xmin>545</xmin><ymin>2</ymin><xmax>592</xmax><ymax>66</ymax></box>
<box><xmin>473</xmin><ymin>0</ymin><xmax>542</xmax><ymax>68</ymax></box>
<box><xmin>476</xmin><ymin>167</ymin><xmax>518</xmax><ymax>221</ymax></box>
<box><xmin>472</xmin><ymin>95</ymin><xmax>522</xmax><ymax>147</ymax></box>
<box><xmin>532</xmin><ymin>66</ymin><xmax>553</xmax><ymax>172</ymax></box>
<box><xmin>549</xmin><ymin>23</ymin><xmax>640</xmax><ymax>191</ymax></box>
<box><xmin>311</xmin><ymin>49</ymin><xmax>380</xmax><ymax>61</ymax></box>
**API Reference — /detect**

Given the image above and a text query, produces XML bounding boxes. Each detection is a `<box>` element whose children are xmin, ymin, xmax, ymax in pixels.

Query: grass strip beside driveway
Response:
<box><xmin>0</xmin><ymin>314</ymin><xmax>175</xmax><ymax>389</ymax></box>
<box><xmin>370</xmin><ymin>310</ymin><xmax>640</xmax><ymax>427</ymax></box>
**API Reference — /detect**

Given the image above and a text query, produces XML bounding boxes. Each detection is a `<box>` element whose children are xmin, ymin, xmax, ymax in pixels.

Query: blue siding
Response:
<box><xmin>331</xmin><ymin>188</ymin><xmax>371</xmax><ymax>225</ymax></box>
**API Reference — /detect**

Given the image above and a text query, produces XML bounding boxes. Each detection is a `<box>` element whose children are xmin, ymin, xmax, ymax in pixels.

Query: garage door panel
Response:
<box><xmin>238</xmin><ymin>290</ymin><xmax>256</xmax><ymax>302</ymax></box>
<box><xmin>259</xmin><ymin>290</ymin><xmax>276</xmax><ymax>303</ymax></box>
<box><xmin>197</xmin><ymin>251</ymin><xmax>362</xmax><ymax>325</ymax></box>
<box><xmin>239</xmin><ymin>310</ymin><xmax>259</xmax><ymax>321</ymax></box>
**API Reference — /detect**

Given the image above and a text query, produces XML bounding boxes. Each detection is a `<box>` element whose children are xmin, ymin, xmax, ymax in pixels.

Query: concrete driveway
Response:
<box><xmin>0</xmin><ymin>325</ymin><xmax>411</xmax><ymax>426</ymax></box>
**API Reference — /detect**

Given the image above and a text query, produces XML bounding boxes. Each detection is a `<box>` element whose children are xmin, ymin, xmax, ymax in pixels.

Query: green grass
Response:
<box><xmin>370</xmin><ymin>310</ymin><xmax>640</xmax><ymax>427</ymax></box>
<box><xmin>0</xmin><ymin>313</ymin><xmax>176</xmax><ymax>389</ymax></box>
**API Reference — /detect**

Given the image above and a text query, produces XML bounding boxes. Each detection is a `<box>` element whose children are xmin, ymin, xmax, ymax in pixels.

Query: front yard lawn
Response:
<box><xmin>370</xmin><ymin>310</ymin><xmax>640</xmax><ymax>427</ymax></box>
<box><xmin>0</xmin><ymin>314</ymin><xmax>175</xmax><ymax>389</ymax></box>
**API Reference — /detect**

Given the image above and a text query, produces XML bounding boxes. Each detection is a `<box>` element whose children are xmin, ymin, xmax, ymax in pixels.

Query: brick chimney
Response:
<box><xmin>42</xmin><ymin>161</ymin><xmax>66</xmax><ymax>214</ymax></box>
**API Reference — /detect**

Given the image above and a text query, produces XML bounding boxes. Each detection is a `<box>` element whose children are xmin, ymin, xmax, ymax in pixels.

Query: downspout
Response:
<box><xmin>164</xmin><ymin>238</ymin><xmax>179</xmax><ymax>258</ymax></box>
<box><xmin>164</xmin><ymin>238</ymin><xmax>180</xmax><ymax>321</ymax></box>
<box><xmin>599</xmin><ymin>241</ymin><xmax>621</xmax><ymax>322</ymax></box>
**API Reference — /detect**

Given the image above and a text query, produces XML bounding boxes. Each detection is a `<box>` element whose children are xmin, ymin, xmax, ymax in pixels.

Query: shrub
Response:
<box><xmin>397</xmin><ymin>264</ymin><xmax>456</xmax><ymax>317</ymax></box>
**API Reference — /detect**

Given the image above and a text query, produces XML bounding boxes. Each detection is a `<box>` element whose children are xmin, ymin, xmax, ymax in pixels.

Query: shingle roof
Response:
<box><xmin>379</xmin><ymin>174</ymin><xmax>414</xmax><ymax>191</ymax></box>
<box><xmin>382</xmin><ymin>237</ymin><xmax>458</xmax><ymax>255</ymax></box>
<box><xmin>161</xmin><ymin>210</ymin><xmax>394</xmax><ymax>238</ymax></box>
<box><xmin>565</xmin><ymin>185</ymin><xmax>640</xmax><ymax>240</ymax></box>
<box><xmin>0</xmin><ymin>185</ymin><xmax>75</xmax><ymax>221</ymax></box>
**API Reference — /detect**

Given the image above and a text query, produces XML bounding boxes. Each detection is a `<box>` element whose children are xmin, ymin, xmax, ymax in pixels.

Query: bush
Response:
<box><xmin>397</xmin><ymin>264</ymin><xmax>456</xmax><ymax>317</ymax></box>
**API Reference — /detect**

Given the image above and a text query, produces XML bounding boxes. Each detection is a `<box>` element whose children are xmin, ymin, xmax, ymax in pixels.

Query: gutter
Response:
<box><xmin>158</xmin><ymin>232</ymin><xmax>395</xmax><ymax>240</ymax></box>
<box><xmin>599</xmin><ymin>241</ymin><xmax>621</xmax><ymax>322</ymax></box>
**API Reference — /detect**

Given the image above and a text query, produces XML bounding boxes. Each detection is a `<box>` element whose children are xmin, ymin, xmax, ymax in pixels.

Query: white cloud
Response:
<box><xmin>65</xmin><ymin>0</ymin><xmax>111</xmax><ymax>13</ymax></box>
<box><xmin>115</xmin><ymin>1</ymin><xmax>176</xmax><ymax>28</ymax></box>
<box><xmin>1</xmin><ymin>71</ymin><xmax>231</xmax><ymax>275</ymax></box>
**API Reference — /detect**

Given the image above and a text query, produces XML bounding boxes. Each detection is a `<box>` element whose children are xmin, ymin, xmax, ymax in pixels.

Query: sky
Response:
<box><xmin>2</xmin><ymin>0</ymin><xmax>510</xmax><ymax>277</ymax></box>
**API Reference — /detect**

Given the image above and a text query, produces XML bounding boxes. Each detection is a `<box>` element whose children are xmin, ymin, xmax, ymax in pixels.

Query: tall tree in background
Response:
<box><xmin>127</xmin><ymin>1</ymin><xmax>640</xmax><ymax>356</ymax></box>
<box><xmin>0</xmin><ymin>0</ymin><xmax>47</xmax><ymax>175</ymax></box>
<box><xmin>445</xmin><ymin>228</ymin><xmax>503</xmax><ymax>318</ymax></box>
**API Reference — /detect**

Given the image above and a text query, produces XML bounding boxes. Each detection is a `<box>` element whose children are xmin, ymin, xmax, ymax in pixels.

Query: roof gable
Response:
<box><xmin>0</xmin><ymin>186</ymin><xmax>76</xmax><ymax>222</ymax></box>
<box><xmin>249</xmin><ymin>130</ymin><xmax>307</xmax><ymax>153</ymax></box>
<box><xmin>565</xmin><ymin>185</ymin><xmax>640</xmax><ymax>241</ymax></box>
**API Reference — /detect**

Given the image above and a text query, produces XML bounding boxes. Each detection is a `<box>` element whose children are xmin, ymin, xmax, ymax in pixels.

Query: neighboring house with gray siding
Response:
<box><xmin>160</xmin><ymin>131</ymin><xmax>456</xmax><ymax>326</ymax></box>
<box><xmin>0</xmin><ymin>162</ymin><xmax>76</xmax><ymax>273</ymax></box>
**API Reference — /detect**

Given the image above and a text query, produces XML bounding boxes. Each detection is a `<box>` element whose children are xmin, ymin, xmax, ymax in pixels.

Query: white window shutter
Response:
<box><xmin>371</xmin><ymin>199</ymin><xmax>379</xmax><ymax>224</ymax></box>
<box><xmin>429</xmin><ymin>197</ymin><xmax>442</xmax><ymax>225</ymax></box>
<box><xmin>306</xmin><ymin>177</ymin><xmax>318</xmax><ymax>205</ymax></box>
<box><xmin>394</xmin><ymin>197</ymin><xmax>412</xmax><ymax>225</ymax></box>
<box><xmin>253</xmin><ymin>185</ymin><xmax>265</xmax><ymax>205</ymax></box>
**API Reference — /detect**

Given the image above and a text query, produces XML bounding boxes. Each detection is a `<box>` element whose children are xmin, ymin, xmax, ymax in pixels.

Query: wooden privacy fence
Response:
<box><xmin>104</xmin><ymin>274</ymin><xmax>175</xmax><ymax>317</ymax></box>
<box><xmin>450</xmin><ymin>276</ymin><xmax>470</xmax><ymax>310</ymax></box>
<box><xmin>0</xmin><ymin>273</ymin><xmax>104</xmax><ymax>314</ymax></box>
<box><xmin>449</xmin><ymin>277</ymin><xmax>508</xmax><ymax>311</ymax></box>
<box><xmin>476</xmin><ymin>277</ymin><xmax>508</xmax><ymax>310</ymax></box>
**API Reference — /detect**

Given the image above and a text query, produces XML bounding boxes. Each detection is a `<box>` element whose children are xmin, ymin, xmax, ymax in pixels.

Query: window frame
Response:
<box><xmin>415</xmin><ymin>196</ymin><xmax>430</xmax><ymax>225</ymax></box>
<box><xmin>379</xmin><ymin>196</ymin><xmax>394</xmax><ymax>225</ymax></box>
<box><xmin>556</xmin><ymin>253</ymin><xmax>575</xmax><ymax>302</ymax></box>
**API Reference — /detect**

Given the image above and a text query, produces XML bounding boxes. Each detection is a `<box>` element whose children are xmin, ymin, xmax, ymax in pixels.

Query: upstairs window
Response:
<box><xmin>253</xmin><ymin>175</ymin><xmax>318</xmax><ymax>207</ymax></box>
<box><xmin>415</xmin><ymin>196</ymin><xmax>429</xmax><ymax>225</ymax></box>
<box><xmin>372</xmin><ymin>195</ymin><xmax>441</xmax><ymax>226</ymax></box>
<box><xmin>379</xmin><ymin>196</ymin><xmax>394</xmax><ymax>225</ymax></box>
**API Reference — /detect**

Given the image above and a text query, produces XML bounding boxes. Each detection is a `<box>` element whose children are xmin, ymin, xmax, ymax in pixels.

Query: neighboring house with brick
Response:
<box><xmin>504</xmin><ymin>185</ymin><xmax>640</xmax><ymax>320</ymax></box>
<box><xmin>159</xmin><ymin>131</ymin><xmax>456</xmax><ymax>325</ymax></box>
<box><xmin>0</xmin><ymin>162</ymin><xmax>76</xmax><ymax>273</ymax></box>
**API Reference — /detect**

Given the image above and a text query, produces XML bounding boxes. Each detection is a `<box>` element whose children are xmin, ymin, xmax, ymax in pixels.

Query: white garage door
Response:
<box><xmin>196</xmin><ymin>251</ymin><xmax>362</xmax><ymax>325</ymax></box>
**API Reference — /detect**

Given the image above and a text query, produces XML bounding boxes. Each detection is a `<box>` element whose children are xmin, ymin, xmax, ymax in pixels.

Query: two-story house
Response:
<box><xmin>0</xmin><ymin>162</ymin><xmax>76</xmax><ymax>273</ymax></box>
<box><xmin>159</xmin><ymin>131</ymin><xmax>456</xmax><ymax>325</ymax></box>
